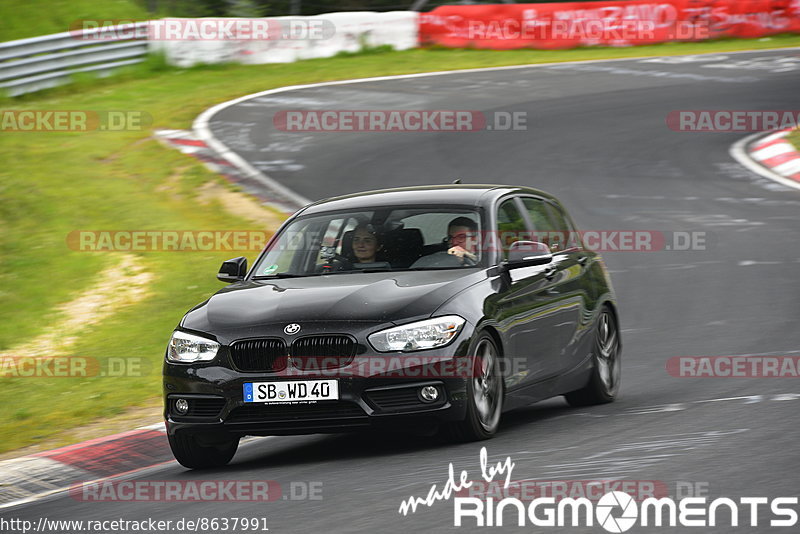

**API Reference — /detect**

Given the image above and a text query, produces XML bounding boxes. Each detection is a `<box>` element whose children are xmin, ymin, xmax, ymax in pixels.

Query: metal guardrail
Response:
<box><xmin>0</xmin><ymin>22</ymin><xmax>150</xmax><ymax>97</ymax></box>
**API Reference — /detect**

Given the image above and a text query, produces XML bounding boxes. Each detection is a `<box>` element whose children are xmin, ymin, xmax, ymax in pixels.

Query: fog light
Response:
<box><xmin>420</xmin><ymin>386</ymin><xmax>439</xmax><ymax>403</ymax></box>
<box><xmin>175</xmin><ymin>398</ymin><xmax>189</xmax><ymax>415</ymax></box>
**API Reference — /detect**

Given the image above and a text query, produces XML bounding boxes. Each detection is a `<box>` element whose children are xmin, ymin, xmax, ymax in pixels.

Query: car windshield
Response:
<box><xmin>251</xmin><ymin>206</ymin><xmax>485</xmax><ymax>278</ymax></box>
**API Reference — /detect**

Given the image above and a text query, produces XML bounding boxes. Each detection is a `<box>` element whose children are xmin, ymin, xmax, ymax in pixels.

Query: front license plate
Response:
<box><xmin>243</xmin><ymin>380</ymin><xmax>339</xmax><ymax>403</ymax></box>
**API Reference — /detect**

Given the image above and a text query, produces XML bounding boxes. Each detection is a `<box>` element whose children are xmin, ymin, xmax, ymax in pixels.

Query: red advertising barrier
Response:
<box><xmin>419</xmin><ymin>1</ymin><xmax>800</xmax><ymax>50</ymax></box>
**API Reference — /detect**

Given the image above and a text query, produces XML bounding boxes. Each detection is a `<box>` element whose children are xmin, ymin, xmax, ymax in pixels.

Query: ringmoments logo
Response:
<box><xmin>396</xmin><ymin>447</ymin><xmax>799</xmax><ymax>531</ymax></box>
<box><xmin>596</xmin><ymin>491</ymin><xmax>638</xmax><ymax>533</ymax></box>
<box><xmin>451</xmin><ymin>492</ymin><xmax>799</xmax><ymax>529</ymax></box>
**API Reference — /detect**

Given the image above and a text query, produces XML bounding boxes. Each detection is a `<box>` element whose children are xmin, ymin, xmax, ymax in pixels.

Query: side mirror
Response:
<box><xmin>504</xmin><ymin>241</ymin><xmax>552</xmax><ymax>270</ymax></box>
<box><xmin>217</xmin><ymin>256</ymin><xmax>247</xmax><ymax>283</ymax></box>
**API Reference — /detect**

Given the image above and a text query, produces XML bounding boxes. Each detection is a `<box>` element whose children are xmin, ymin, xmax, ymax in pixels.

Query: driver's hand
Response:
<box><xmin>447</xmin><ymin>246</ymin><xmax>476</xmax><ymax>263</ymax></box>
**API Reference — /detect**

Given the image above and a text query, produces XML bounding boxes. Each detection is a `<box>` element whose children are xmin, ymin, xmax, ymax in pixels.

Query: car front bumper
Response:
<box><xmin>163</xmin><ymin>326</ymin><xmax>475</xmax><ymax>438</ymax></box>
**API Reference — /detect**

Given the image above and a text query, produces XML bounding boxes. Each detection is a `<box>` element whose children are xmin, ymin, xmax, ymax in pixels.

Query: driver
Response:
<box><xmin>445</xmin><ymin>217</ymin><xmax>479</xmax><ymax>265</ymax></box>
<box><xmin>352</xmin><ymin>223</ymin><xmax>382</xmax><ymax>264</ymax></box>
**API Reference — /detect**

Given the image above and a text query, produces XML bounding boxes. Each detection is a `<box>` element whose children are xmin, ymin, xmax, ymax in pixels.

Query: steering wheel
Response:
<box><xmin>318</xmin><ymin>254</ymin><xmax>353</xmax><ymax>273</ymax></box>
<box><xmin>461</xmin><ymin>254</ymin><xmax>478</xmax><ymax>267</ymax></box>
<box><xmin>446</xmin><ymin>245</ymin><xmax>478</xmax><ymax>267</ymax></box>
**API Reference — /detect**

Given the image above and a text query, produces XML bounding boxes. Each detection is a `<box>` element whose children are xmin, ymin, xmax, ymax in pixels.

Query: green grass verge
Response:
<box><xmin>788</xmin><ymin>128</ymin><xmax>800</xmax><ymax>152</ymax></box>
<box><xmin>0</xmin><ymin>141</ymin><xmax>279</xmax><ymax>453</ymax></box>
<box><xmin>0</xmin><ymin>0</ymin><xmax>156</xmax><ymax>42</ymax></box>
<box><xmin>1</xmin><ymin>35</ymin><xmax>800</xmax><ymax>453</ymax></box>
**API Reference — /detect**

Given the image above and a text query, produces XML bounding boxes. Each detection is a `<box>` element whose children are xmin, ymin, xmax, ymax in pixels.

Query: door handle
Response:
<box><xmin>544</xmin><ymin>266</ymin><xmax>557</xmax><ymax>280</ymax></box>
<box><xmin>577</xmin><ymin>255</ymin><xmax>589</xmax><ymax>266</ymax></box>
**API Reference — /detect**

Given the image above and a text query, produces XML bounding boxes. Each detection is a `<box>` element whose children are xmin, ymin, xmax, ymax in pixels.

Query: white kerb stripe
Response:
<box><xmin>751</xmin><ymin>142</ymin><xmax>795</xmax><ymax>161</ymax></box>
<box><xmin>772</xmin><ymin>157</ymin><xmax>800</xmax><ymax>175</ymax></box>
<box><xmin>756</xmin><ymin>130</ymin><xmax>791</xmax><ymax>146</ymax></box>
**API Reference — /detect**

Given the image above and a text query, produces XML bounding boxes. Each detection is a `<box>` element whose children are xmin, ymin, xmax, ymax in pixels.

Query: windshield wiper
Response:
<box><xmin>252</xmin><ymin>272</ymin><xmax>312</xmax><ymax>279</ymax></box>
<box><xmin>358</xmin><ymin>266</ymin><xmax>471</xmax><ymax>273</ymax></box>
<box><xmin>253</xmin><ymin>266</ymin><xmax>472</xmax><ymax>279</ymax></box>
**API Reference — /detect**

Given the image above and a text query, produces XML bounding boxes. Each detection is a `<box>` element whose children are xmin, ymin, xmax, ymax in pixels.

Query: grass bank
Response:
<box><xmin>787</xmin><ymin>128</ymin><xmax>800</xmax><ymax>152</ymax></box>
<box><xmin>0</xmin><ymin>0</ymin><xmax>156</xmax><ymax>42</ymax></box>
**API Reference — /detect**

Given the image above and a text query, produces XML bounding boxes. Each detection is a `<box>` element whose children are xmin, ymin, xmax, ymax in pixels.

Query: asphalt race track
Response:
<box><xmin>5</xmin><ymin>49</ymin><xmax>800</xmax><ymax>533</ymax></box>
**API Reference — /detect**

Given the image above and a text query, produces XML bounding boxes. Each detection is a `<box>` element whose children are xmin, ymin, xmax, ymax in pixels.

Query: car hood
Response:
<box><xmin>181</xmin><ymin>269</ymin><xmax>484</xmax><ymax>336</ymax></box>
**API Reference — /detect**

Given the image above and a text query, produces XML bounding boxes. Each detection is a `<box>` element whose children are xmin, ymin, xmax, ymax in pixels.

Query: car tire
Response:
<box><xmin>168</xmin><ymin>432</ymin><xmax>239</xmax><ymax>469</ymax></box>
<box><xmin>565</xmin><ymin>305</ymin><xmax>621</xmax><ymax>407</ymax></box>
<box><xmin>444</xmin><ymin>333</ymin><xmax>504</xmax><ymax>442</ymax></box>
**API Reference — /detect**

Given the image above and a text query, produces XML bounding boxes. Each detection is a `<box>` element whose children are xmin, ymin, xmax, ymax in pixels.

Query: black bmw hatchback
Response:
<box><xmin>164</xmin><ymin>185</ymin><xmax>621</xmax><ymax>468</ymax></box>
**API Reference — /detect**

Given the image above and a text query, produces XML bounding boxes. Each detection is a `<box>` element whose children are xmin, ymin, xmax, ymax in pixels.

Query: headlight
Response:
<box><xmin>167</xmin><ymin>331</ymin><xmax>220</xmax><ymax>363</ymax></box>
<box><xmin>368</xmin><ymin>316</ymin><xmax>466</xmax><ymax>352</ymax></box>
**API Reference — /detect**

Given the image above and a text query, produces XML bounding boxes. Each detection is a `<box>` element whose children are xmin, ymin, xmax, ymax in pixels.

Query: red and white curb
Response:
<box><xmin>0</xmin><ymin>422</ymin><xmax>270</xmax><ymax>509</ymax></box>
<box><xmin>730</xmin><ymin>127</ymin><xmax>800</xmax><ymax>191</ymax></box>
<box><xmin>749</xmin><ymin>128</ymin><xmax>800</xmax><ymax>180</ymax></box>
<box><xmin>155</xmin><ymin>129</ymin><xmax>298</xmax><ymax>213</ymax></box>
<box><xmin>0</xmin><ymin>423</ymin><xmax>171</xmax><ymax>509</ymax></box>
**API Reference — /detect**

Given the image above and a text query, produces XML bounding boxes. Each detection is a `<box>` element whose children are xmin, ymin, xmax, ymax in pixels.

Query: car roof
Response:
<box><xmin>298</xmin><ymin>184</ymin><xmax>558</xmax><ymax>216</ymax></box>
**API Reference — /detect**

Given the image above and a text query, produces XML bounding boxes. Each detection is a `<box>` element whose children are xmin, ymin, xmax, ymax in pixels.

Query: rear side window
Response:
<box><xmin>496</xmin><ymin>199</ymin><xmax>528</xmax><ymax>259</ymax></box>
<box><xmin>544</xmin><ymin>201</ymin><xmax>579</xmax><ymax>252</ymax></box>
<box><xmin>521</xmin><ymin>197</ymin><xmax>578</xmax><ymax>253</ymax></box>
